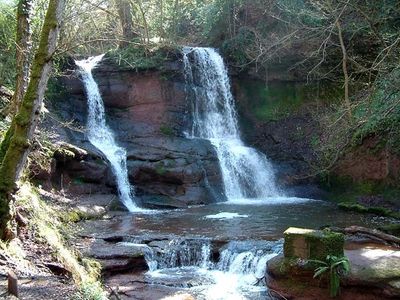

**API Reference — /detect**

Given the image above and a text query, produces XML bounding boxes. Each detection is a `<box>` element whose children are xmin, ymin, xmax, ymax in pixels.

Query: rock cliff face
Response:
<box><xmin>232</xmin><ymin>79</ymin><xmax>328</xmax><ymax>198</ymax></box>
<box><xmin>333</xmin><ymin>136</ymin><xmax>400</xmax><ymax>183</ymax></box>
<box><xmin>232</xmin><ymin>77</ymin><xmax>400</xmax><ymax>200</ymax></box>
<box><xmin>49</xmin><ymin>58</ymin><xmax>226</xmax><ymax>208</ymax></box>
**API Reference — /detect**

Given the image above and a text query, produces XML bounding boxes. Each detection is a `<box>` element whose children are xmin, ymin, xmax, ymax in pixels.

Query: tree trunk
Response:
<box><xmin>336</xmin><ymin>19</ymin><xmax>352</xmax><ymax>120</ymax></box>
<box><xmin>136</xmin><ymin>0</ymin><xmax>150</xmax><ymax>46</ymax></box>
<box><xmin>9</xmin><ymin>0</ymin><xmax>33</xmax><ymax>116</ymax></box>
<box><xmin>0</xmin><ymin>0</ymin><xmax>65</xmax><ymax>240</ymax></box>
<box><xmin>344</xmin><ymin>226</ymin><xmax>400</xmax><ymax>246</ymax></box>
<box><xmin>159</xmin><ymin>0</ymin><xmax>164</xmax><ymax>41</ymax></box>
<box><xmin>116</xmin><ymin>0</ymin><xmax>138</xmax><ymax>47</ymax></box>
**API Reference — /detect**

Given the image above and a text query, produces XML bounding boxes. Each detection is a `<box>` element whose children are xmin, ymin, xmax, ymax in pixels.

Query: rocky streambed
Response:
<box><xmin>64</xmin><ymin>192</ymin><xmax>397</xmax><ymax>300</ymax></box>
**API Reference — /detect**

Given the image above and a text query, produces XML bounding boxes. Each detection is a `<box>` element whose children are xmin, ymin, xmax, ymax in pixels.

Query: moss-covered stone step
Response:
<box><xmin>283</xmin><ymin>227</ymin><xmax>344</xmax><ymax>260</ymax></box>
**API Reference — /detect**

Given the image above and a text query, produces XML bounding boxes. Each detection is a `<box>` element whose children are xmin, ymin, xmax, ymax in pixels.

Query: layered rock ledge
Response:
<box><xmin>46</xmin><ymin>57</ymin><xmax>225</xmax><ymax>208</ymax></box>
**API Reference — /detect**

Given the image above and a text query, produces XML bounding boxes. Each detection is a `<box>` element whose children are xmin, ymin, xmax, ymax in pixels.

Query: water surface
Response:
<box><xmin>104</xmin><ymin>199</ymin><xmax>389</xmax><ymax>241</ymax></box>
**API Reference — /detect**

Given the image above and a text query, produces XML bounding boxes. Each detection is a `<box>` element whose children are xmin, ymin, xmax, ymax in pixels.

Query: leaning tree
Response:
<box><xmin>0</xmin><ymin>0</ymin><xmax>65</xmax><ymax>240</ymax></box>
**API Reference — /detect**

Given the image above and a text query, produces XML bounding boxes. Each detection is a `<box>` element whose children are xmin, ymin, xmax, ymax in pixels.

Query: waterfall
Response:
<box><xmin>143</xmin><ymin>239</ymin><xmax>282</xmax><ymax>299</ymax></box>
<box><xmin>144</xmin><ymin>239</ymin><xmax>213</xmax><ymax>272</ymax></box>
<box><xmin>75</xmin><ymin>55</ymin><xmax>139</xmax><ymax>212</ymax></box>
<box><xmin>182</xmin><ymin>47</ymin><xmax>283</xmax><ymax>200</ymax></box>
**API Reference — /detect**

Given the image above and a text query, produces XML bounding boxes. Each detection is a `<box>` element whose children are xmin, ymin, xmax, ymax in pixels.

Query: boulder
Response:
<box><xmin>346</xmin><ymin>245</ymin><xmax>400</xmax><ymax>297</ymax></box>
<box><xmin>283</xmin><ymin>227</ymin><xmax>344</xmax><ymax>260</ymax></box>
<box><xmin>267</xmin><ymin>228</ymin><xmax>400</xmax><ymax>299</ymax></box>
<box><xmin>51</xmin><ymin>142</ymin><xmax>114</xmax><ymax>195</ymax></box>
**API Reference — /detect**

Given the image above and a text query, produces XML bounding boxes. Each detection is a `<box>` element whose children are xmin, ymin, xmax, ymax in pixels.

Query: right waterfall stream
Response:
<box><xmin>183</xmin><ymin>47</ymin><xmax>283</xmax><ymax>200</ymax></box>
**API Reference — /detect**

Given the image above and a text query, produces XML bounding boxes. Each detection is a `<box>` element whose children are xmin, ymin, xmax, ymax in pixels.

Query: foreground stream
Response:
<box><xmin>79</xmin><ymin>198</ymin><xmax>391</xmax><ymax>300</ymax></box>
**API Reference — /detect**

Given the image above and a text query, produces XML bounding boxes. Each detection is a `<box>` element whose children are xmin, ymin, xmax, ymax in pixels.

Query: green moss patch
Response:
<box><xmin>160</xmin><ymin>124</ymin><xmax>174</xmax><ymax>136</ymax></box>
<box><xmin>378</xmin><ymin>224</ymin><xmax>400</xmax><ymax>237</ymax></box>
<box><xmin>106</xmin><ymin>44</ymin><xmax>179</xmax><ymax>71</ymax></box>
<box><xmin>338</xmin><ymin>202</ymin><xmax>400</xmax><ymax>219</ymax></box>
<box><xmin>284</xmin><ymin>227</ymin><xmax>344</xmax><ymax>261</ymax></box>
<box><xmin>15</xmin><ymin>183</ymin><xmax>107</xmax><ymax>299</ymax></box>
<box><xmin>236</xmin><ymin>79</ymin><xmax>341</xmax><ymax>122</ymax></box>
<box><xmin>322</xmin><ymin>175</ymin><xmax>400</xmax><ymax>217</ymax></box>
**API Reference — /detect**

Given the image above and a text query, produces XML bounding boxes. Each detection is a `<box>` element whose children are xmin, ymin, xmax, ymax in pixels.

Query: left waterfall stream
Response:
<box><xmin>75</xmin><ymin>55</ymin><xmax>141</xmax><ymax>212</ymax></box>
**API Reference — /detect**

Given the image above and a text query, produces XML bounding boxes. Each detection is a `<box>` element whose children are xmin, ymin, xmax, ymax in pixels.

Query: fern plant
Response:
<box><xmin>310</xmin><ymin>255</ymin><xmax>350</xmax><ymax>297</ymax></box>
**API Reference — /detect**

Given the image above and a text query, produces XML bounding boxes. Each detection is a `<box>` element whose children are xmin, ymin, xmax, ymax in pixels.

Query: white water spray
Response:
<box><xmin>75</xmin><ymin>55</ymin><xmax>139</xmax><ymax>212</ymax></box>
<box><xmin>144</xmin><ymin>239</ymin><xmax>282</xmax><ymax>300</ymax></box>
<box><xmin>183</xmin><ymin>47</ymin><xmax>283</xmax><ymax>200</ymax></box>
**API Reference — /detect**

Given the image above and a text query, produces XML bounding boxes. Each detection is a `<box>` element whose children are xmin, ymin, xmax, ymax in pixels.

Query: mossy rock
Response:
<box><xmin>106</xmin><ymin>44</ymin><xmax>180</xmax><ymax>71</ymax></box>
<box><xmin>378</xmin><ymin>224</ymin><xmax>400</xmax><ymax>237</ymax></box>
<box><xmin>60</xmin><ymin>206</ymin><xmax>106</xmax><ymax>223</ymax></box>
<box><xmin>81</xmin><ymin>258</ymin><xmax>102</xmax><ymax>279</ymax></box>
<box><xmin>53</xmin><ymin>143</ymin><xmax>88</xmax><ymax>162</ymax></box>
<box><xmin>108</xmin><ymin>198</ymin><xmax>129</xmax><ymax>212</ymax></box>
<box><xmin>160</xmin><ymin>124</ymin><xmax>174</xmax><ymax>136</ymax></box>
<box><xmin>338</xmin><ymin>202</ymin><xmax>400</xmax><ymax>219</ymax></box>
<box><xmin>284</xmin><ymin>227</ymin><xmax>344</xmax><ymax>261</ymax></box>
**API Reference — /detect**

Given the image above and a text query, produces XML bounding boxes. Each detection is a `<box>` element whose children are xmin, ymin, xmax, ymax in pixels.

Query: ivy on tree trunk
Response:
<box><xmin>0</xmin><ymin>0</ymin><xmax>65</xmax><ymax>240</ymax></box>
<box><xmin>0</xmin><ymin>0</ymin><xmax>32</xmax><ymax>165</ymax></box>
<box><xmin>10</xmin><ymin>0</ymin><xmax>33</xmax><ymax>116</ymax></box>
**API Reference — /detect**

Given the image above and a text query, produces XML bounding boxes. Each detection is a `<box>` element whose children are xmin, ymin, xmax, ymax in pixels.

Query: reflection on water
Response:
<box><xmin>107</xmin><ymin>199</ymin><xmax>389</xmax><ymax>241</ymax></box>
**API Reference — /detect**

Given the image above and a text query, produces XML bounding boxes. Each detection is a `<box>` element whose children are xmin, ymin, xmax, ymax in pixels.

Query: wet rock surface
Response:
<box><xmin>49</xmin><ymin>60</ymin><xmax>225</xmax><ymax>208</ymax></box>
<box><xmin>75</xmin><ymin>219</ymin><xmax>276</xmax><ymax>300</ymax></box>
<box><xmin>232</xmin><ymin>79</ymin><xmax>327</xmax><ymax>199</ymax></box>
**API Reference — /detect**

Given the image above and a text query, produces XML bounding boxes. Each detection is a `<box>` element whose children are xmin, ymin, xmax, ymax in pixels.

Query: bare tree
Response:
<box><xmin>336</xmin><ymin>18</ymin><xmax>351</xmax><ymax>120</ymax></box>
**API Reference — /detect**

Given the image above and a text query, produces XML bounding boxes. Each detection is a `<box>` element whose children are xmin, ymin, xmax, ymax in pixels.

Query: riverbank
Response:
<box><xmin>0</xmin><ymin>183</ymin><xmax>106</xmax><ymax>299</ymax></box>
<box><xmin>267</xmin><ymin>228</ymin><xmax>400</xmax><ymax>299</ymax></box>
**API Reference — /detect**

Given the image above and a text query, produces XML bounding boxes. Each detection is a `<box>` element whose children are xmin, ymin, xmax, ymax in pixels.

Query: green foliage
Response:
<box><xmin>237</xmin><ymin>80</ymin><xmax>340</xmax><ymax>122</ymax></box>
<box><xmin>155</xmin><ymin>163</ymin><xmax>167</xmax><ymax>176</ymax></box>
<box><xmin>379</xmin><ymin>223</ymin><xmax>400</xmax><ymax>237</ymax></box>
<box><xmin>107</xmin><ymin>44</ymin><xmax>175</xmax><ymax>70</ymax></box>
<box><xmin>72</xmin><ymin>281</ymin><xmax>107</xmax><ymax>300</ymax></box>
<box><xmin>160</xmin><ymin>124</ymin><xmax>174</xmax><ymax>136</ymax></box>
<box><xmin>277</xmin><ymin>0</ymin><xmax>326</xmax><ymax>27</ymax></box>
<box><xmin>200</xmin><ymin>0</ymin><xmax>236</xmax><ymax>43</ymax></box>
<box><xmin>160</xmin><ymin>0</ymin><xmax>211</xmax><ymax>42</ymax></box>
<box><xmin>221</xmin><ymin>27</ymin><xmax>254</xmax><ymax>67</ymax></box>
<box><xmin>352</xmin><ymin>67</ymin><xmax>400</xmax><ymax>153</ymax></box>
<box><xmin>310</xmin><ymin>255</ymin><xmax>350</xmax><ymax>298</ymax></box>
<box><xmin>0</xmin><ymin>1</ymin><xmax>16</xmax><ymax>88</ymax></box>
<box><xmin>338</xmin><ymin>202</ymin><xmax>400</xmax><ymax>219</ymax></box>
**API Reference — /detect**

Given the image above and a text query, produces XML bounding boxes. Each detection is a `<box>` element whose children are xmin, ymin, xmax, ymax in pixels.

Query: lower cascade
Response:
<box><xmin>75</xmin><ymin>55</ymin><xmax>139</xmax><ymax>212</ymax></box>
<box><xmin>132</xmin><ymin>239</ymin><xmax>283</xmax><ymax>300</ymax></box>
<box><xmin>183</xmin><ymin>47</ymin><xmax>283</xmax><ymax>200</ymax></box>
